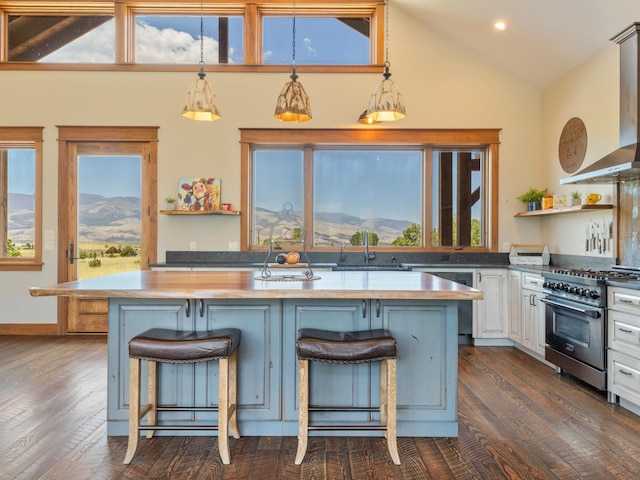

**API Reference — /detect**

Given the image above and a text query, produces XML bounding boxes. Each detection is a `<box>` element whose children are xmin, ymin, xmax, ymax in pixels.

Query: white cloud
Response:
<box><xmin>303</xmin><ymin>37</ymin><xmax>317</xmax><ymax>57</ymax></box>
<box><xmin>41</xmin><ymin>19</ymin><xmax>229</xmax><ymax>64</ymax></box>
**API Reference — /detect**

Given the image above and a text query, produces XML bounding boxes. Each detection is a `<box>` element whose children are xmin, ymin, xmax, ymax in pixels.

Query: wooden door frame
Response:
<box><xmin>56</xmin><ymin>126</ymin><xmax>158</xmax><ymax>335</ymax></box>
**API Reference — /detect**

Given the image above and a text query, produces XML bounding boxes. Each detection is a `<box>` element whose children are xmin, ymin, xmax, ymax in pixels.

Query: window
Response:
<box><xmin>135</xmin><ymin>15</ymin><xmax>244</xmax><ymax>64</ymax></box>
<box><xmin>262</xmin><ymin>16</ymin><xmax>370</xmax><ymax>65</ymax></box>
<box><xmin>1</xmin><ymin>2</ymin><xmax>382</xmax><ymax>71</ymax></box>
<box><xmin>241</xmin><ymin>129</ymin><xmax>500</xmax><ymax>252</ymax></box>
<box><xmin>0</xmin><ymin>127</ymin><xmax>43</xmax><ymax>270</ymax></box>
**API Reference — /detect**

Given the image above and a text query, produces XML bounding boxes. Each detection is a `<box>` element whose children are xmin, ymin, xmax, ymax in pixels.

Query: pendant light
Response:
<box><xmin>363</xmin><ymin>0</ymin><xmax>406</xmax><ymax>122</ymax></box>
<box><xmin>181</xmin><ymin>0</ymin><xmax>221</xmax><ymax>122</ymax></box>
<box><xmin>274</xmin><ymin>0</ymin><xmax>312</xmax><ymax>122</ymax></box>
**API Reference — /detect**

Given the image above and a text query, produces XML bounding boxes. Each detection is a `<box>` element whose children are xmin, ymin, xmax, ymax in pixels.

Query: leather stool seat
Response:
<box><xmin>129</xmin><ymin>328</ymin><xmax>241</xmax><ymax>363</ymax></box>
<box><xmin>295</xmin><ymin>328</ymin><xmax>400</xmax><ymax>465</ymax></box>
<box><xmin>124</xmin><ymin>327</ymin><xmax>241</xmax><ymax>466</ymax></box>
<box><xmin>296</xmin><ymin>328</ymin><xmax>397</xmax><ymax>363</ymax></box>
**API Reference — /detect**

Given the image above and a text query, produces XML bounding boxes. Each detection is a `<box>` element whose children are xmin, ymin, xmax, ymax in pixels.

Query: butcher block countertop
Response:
<box><xmin>29</xmin><ymin>270</ymin><xmax>483</xmax><ymax>301</ymax></box>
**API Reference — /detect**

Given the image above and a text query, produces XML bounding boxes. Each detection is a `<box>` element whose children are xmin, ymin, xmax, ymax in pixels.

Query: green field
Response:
<box><xmin>77</xmin><ymin>242</ymin><xmax>141</xmax><ymax>280</ymax></box>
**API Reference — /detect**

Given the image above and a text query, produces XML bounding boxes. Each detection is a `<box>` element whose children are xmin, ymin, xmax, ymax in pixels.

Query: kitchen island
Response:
<box><xmin>30</xmin><ymin>270</ymin><xmax>482</xmax><ymax>438</ymax></box>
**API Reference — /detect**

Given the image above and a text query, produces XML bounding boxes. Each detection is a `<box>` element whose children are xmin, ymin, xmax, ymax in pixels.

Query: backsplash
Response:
<box><xmin>619</xmin><ymin>179</ymin><xmax>640</xmax><ymax>266</ymax></box>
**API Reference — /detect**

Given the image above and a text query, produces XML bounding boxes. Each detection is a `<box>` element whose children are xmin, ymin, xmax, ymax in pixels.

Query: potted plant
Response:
<box><xmin>570</xmin><ymin>191</ymin><xmax>582</xmax><ymax>206</ymax></box>
<box><xmin>164</xmin><ymin>196</ymin><xmax>177</xmax><ymax>210</ymax></box>
<box><xmin>517</xmin><ymin>188</ymin><xmax>547</xmax><ymax>211</ymax></box>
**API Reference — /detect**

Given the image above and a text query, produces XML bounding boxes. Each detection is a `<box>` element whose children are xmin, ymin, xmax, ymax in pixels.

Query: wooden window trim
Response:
<box><xmin>0</xmin><ymin>126</ymin><xmax>43</xmax><ymax>271</ymax></box>
<box><xmin>0</xmin><ymin>1</ymin><xmax>384</xmax><ymax>71</ymax></box>
<box><xmin>240</xmin><ymin>128</ymin><xmax>501</xmax><ymax>253</ymax></box>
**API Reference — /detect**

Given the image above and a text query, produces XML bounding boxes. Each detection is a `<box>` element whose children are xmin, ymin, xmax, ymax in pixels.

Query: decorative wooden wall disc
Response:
<box><xmin>558</xmin><ymin>117</ymin><xmax>587</xmax><ymax>173</ymax></box>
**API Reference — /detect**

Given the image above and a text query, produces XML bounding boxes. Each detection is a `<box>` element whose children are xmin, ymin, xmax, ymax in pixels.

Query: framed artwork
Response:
<box><xmin>177</xmin><ymin>177</ymin><xmax>221</xmax><ymax>211</ymax></box>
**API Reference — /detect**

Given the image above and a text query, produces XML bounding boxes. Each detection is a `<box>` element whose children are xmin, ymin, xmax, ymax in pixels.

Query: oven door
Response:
<box><xmin>541</xmin><ymin>296</ymin><xmax>605</xmax><ymax>370</ymax></box>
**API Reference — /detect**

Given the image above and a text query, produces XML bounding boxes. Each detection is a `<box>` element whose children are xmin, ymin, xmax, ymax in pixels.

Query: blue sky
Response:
<box><xmin>78</xmin><ymin>156</ymin><xmax>141</xmax><ymax>197</ymax></box>
<box><xmin>43</xmin><ymin>15</ymin><xmax>369</xmax><ymax>65</ymax></box>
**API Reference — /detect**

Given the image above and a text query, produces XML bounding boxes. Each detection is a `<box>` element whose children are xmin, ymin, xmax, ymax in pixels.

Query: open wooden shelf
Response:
<box><xmin>514</xmin><ymin>204</ymin><xmax>612</xmax><ymax>217</ymax></box>
<box><xmin>160</xmin><ymin>209</ymin><xmax>240</xmax><ymax>216</ymax></box>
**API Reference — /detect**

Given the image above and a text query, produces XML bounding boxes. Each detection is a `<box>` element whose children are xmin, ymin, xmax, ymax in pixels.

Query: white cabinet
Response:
<box><xmin>508</xmin><ymin>270</ymin><xmax>546</xmax><ymax>357</ymax></box>
<box><xmin>608</xmin><ymin>286</ymin><xmax>640</xmax><ymax>414</ymax></box>
<box><xmin>520</xmin><ymin>272</ymin><xmax>545</xmax><ymax>356</ymax></box>
<box><xmin>473</xmin><ymin>269</ymin><xmax>508</xmax><ymax>340</ymax></box>
<box><xmin>507</xmin><ymin>270</ymin><xmax>522</xmax><ymax>343</ymax></box>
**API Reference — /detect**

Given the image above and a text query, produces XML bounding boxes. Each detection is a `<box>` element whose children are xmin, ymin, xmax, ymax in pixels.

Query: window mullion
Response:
<box><xmin>303</xmin><ymin>146</ymin><xmax>313</xmax><ymax>250</ymax></box>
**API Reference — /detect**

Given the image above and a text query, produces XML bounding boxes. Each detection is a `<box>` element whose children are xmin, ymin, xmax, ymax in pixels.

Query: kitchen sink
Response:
<box><xmin>332</xmin><ymin>264</ymin><xmax>412</xmax><ymax>271</ymax></box>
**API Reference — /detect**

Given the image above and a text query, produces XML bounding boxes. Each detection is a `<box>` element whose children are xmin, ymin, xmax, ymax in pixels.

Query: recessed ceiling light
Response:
<box><xmin>494</xmin><ymin>21</ymin><xmax>506</xmax><ymax>31</ymax></box>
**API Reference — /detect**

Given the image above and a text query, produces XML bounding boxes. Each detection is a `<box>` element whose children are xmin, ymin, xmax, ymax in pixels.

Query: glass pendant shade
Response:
<box><xmin>182</xmin><ymin>69</ymin><xmax>221</xmax><ymax>121</ymax></box>
<box><xmin>358</xmin><ymin>110</ymin><xmax>379</xmax><ymax>124</ymax></box>
<box><xmin>365</xmin><ymin>64</ymin><xmax>406</xmax><ymax>122</ymax></box>
<box><xmin>274</xmin><ymin>71</ymin><xmax>312</xmax><ymax>123</ymax></box>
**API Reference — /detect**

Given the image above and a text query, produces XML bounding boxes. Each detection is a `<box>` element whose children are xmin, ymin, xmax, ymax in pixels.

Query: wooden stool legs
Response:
<box><xmin>123</xmin><ymin>349</ymin><xmax>240</xmax><ymax>466</ymax></box>
<box><xmin>381</xmin><ymin>359</ymin><xmax>400</xmax><ymax>465</ymax></box>
<box><xmin>294</xmin><ymin>359</ymin><xmax>309</xmax><ymax>465</ymax></box>
<box><xmin>295</xmin><ymin>357</ymin><xmax>400</xmax><ymax>466</ymax></box>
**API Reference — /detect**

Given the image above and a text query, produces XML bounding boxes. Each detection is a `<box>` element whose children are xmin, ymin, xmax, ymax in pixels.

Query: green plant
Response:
<box><xmin>570</xmin><ymin>191</ymin><xmax>582</xmax><ymax>199</ymax></box>
<box><xmin>165</xmin><ymin>196</ymin><xmax>176</xmax><ymax>203</ymax></box>
<box><xmin>516</xmin><ymin>188</ymin><xmax>547</xmax><ymax>204</ymax></box>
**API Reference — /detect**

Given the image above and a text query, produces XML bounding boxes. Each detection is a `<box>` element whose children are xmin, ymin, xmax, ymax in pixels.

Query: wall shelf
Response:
<box><xmin>160</xmin><ymin>210</ymin><xmax>240</xmax><ymax>216</ymax></box>
<box><xmin>514</xmin><ymin>204</ymin><xmax>612</xmax><ymax>217</ymax></box>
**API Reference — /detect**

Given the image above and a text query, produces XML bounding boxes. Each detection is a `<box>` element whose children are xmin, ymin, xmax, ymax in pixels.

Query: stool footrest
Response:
<box><xmin>308</xmin><ymin>425</ymin><xmax>387</xmax><ymax>431</ymax></box>
<box><xmin>139</xmin><ymin>425</ymin><xmax>220</xmax><ymax>431</ymax></box>
<box><xmin>308</xmin><ymin>406</ymin><xmax>379</xmax><ymax>412</ymax></box>
<box><xmin>156</xmin><ymin>406</ymin><xmax>219</xmax><ymax>412</ymax></box>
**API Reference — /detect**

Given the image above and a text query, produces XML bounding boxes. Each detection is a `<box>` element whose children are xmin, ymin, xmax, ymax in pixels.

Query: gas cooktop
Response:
<box><xmin>547</xmin><ymin>266</ymin><xmax>640</xmax><ymax>282</ymax></box>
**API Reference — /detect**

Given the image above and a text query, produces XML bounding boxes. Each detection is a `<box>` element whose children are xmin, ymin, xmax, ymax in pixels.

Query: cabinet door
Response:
<box><xmin>203</xmin><ymin>299</ymin><xmax>281</xmax><ymax>421</ymax></box>
<box><xmin>474</xmin><ymin>269</ymin><xmax>508</xmax><ymax>338</ymax></box>
<box><xmin>283</xmin><ymin>299</ymin><xmax>369</xmax><ymax>422</ymax></box>
<box><xmin>507</xmin><ymin>270</ymin><xmax>522</xmax><ymax>343</ymax></box>
<box><xmin>378</xmin><ymin>300</ymin><xmax>458</xmax><ymax>423</ymax></box>
<box><xmin>521</xmin><ymin>289</ymin><xmax>536</xmax><ymax>350</ymax></box>
<box><xmin>107</xmin><ymin>298</ymin><xmax>192</xmax><ymax>423</ymax></box>
<box><xmin>534</xmin><ymin>293</ymin><xmax>547</xmax><ymax>355</ymax></box>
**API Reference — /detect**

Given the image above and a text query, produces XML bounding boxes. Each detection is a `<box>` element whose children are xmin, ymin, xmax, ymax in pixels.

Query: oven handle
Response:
<box><xmin>539</xmin><ymin>297</ymin><xmax>602</xmax><ymax>319</ymax></box>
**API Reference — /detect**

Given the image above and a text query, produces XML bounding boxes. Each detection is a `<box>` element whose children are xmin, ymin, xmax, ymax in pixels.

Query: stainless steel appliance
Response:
<box><xmin>542</xmin><ymin>267</ymin><xmax>640</xmax><ymax>391</ymax></box>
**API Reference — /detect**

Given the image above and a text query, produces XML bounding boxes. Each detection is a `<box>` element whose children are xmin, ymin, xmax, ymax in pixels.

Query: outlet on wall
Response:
<box><xmin>502</xmin><ymin>242</ymin><xmax>511</xmax><ymax>252</ymax></box>
<box><xmin>189</xmin><ymin>241</ymin><xmax>197</xmax><ymax>251</ymax></box>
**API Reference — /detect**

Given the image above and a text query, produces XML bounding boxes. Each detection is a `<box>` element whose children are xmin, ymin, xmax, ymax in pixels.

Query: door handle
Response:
<box><xmin>67</xmin><ymin>243</ymin><xmax>82</xmax><ymax>264</ymax></box>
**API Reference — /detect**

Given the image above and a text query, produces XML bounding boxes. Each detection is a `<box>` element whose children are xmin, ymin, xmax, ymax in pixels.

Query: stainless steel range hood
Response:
<box><xmin>561</xmin><ymin>23</ymin><xmax>640</xmax><ymax>185</ymax></box>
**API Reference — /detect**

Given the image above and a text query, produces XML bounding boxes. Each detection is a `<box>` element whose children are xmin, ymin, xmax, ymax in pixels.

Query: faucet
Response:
<box><xmin>363</xmin><ymin>230</ymin><xmax>376</xmax><ymax>263</ymax></box>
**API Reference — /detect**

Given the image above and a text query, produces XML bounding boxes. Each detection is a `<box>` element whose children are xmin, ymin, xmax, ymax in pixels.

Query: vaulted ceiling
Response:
<box><xmin>396</xmin><ymin>0</ymin><xmax>640</xmax><ymax>88</ymax></box>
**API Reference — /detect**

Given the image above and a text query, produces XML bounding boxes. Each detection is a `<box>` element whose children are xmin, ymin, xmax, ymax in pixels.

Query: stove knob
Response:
<box><xmin>578</xmin><ymin>288</ymin><xmax>586</xmax><ymax>297</ymax></box>
<box><xmin>563</xmin><ymin>283</ymin><xmax>571</xmax><ymax>292</ymax></box>
<box><xmin>589</xmin><ymin>290</ymin><xmax>599</xmax><ymax>299</ymax></box>
<box><xmin>543</xmin><ymin>281</ymin><xmax>551</xmax><ymax>289</ymax></box>
<box><xmin>569</xmin><ymin>286</ymin><xmax>578</xmax><ymax>294</ymax></box>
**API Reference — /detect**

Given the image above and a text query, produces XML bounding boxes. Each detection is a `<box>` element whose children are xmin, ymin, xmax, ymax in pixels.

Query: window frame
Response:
<box><xmin>0</xmin><ymin>126</ymin><xmax>43</xmax><ymax>271</ymax></box>
<box><xmin>240</xmin><ymin>128</ymin><xmax>501</xmax><ymax>253</ymax></box>
<box><xmin>0</xmin><ymin>1</ymin><xmax>383</xmax><ymax>73</ymax></box>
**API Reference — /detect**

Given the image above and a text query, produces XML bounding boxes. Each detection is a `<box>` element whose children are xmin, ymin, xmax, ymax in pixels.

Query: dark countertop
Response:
<box><xmin>151</xmin><ymin>251</ymin><xmax>617</xmax><ymax>274</ymax></box>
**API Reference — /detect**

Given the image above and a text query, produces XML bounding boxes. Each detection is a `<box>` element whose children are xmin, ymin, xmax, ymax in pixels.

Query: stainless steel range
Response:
<box><xmin>541</xmin><ymin>266</ymin><xmax>640</xmax><ymax>391</ymax></box>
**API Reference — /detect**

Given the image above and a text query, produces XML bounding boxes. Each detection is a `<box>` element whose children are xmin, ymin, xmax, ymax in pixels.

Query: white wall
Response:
<box><xmin>0</xmin><ymin>4</ymin><xmax>544</xmax><ymax>325</ymax></box>
<box><xmin>540</xmin><ymin>45</ymin><xmax>618</xmax><ymax>258</ymax></box>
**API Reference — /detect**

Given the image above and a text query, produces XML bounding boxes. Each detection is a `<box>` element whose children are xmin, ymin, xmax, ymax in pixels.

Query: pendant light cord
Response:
<box><xmin>290</xmin><ymin>0</ymin><xmax>298</xmax><ymax>80</ymax></box>
<box><xmin>198</xmin><ymin>0</ymin><xmax>205</xmax><ymax>78</ymax></box>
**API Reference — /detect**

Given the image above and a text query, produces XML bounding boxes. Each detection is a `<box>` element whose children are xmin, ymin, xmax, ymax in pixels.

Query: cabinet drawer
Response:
<box><xmin>609</xmin><ymin>351</ymin><xmax>640</xmax><ymax>400</ymax></box>
<box><xmin>609</xmin><ymin>310</ymin><xmax>640</xmax><ymax>357</ymax></box>
<box><xmin>522</xmin><ymin>273</ymin><xmax>544</xmax><ymax>291</ymax></box>
<box><xmin>608</xmin><ymin>287</ymin><xmax>640</xmax><ymax>315</ymax></box>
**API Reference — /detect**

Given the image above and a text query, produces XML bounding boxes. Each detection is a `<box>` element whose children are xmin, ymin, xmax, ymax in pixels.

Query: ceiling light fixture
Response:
<box><xmin>363</xmin><ymin>0</ymin><xmax>406</xmax><ymax>122</ymax></box>
<box><xmin>357</xmin><ymin>110</ymin><xmax>380</xmax><ymax>124</ymax></box>
<box><xmin>494</xmin><ymin>21</ymin><xmax>506</xmax><ymax>31</ymax></box>
<box><xmin>274</xmin><ymin>0</ymin><xmax>312</xmax><ymax>122</ymax></box>
<box><xmin>181</xmin><ymin>0</ymin><xmax>221</xmax><ymax>122</ymax></box>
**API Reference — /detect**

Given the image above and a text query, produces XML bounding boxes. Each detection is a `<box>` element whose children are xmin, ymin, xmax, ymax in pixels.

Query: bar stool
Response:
<box><xmin>295</xmin><ymin>328</ymin><xmax>400</xmax><ymax>465</ymax></box>
<box><xmin>123</xmin><ymin>327</ymin><xmax>241</xmax><ymax>465</ymax></box>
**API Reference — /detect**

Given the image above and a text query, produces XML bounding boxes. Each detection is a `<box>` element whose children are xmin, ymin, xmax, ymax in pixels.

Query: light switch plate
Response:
<box><xmin>189</xmin><ymin>241</ymin><xmax>197</xmax><ymax>251</ymax></box>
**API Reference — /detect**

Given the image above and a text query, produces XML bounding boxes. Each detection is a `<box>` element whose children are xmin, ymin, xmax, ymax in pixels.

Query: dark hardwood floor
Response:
<box><xmin>1</xmin><ymin>335</ymin><xmax>640</xmax><ymax>479</ymax></box>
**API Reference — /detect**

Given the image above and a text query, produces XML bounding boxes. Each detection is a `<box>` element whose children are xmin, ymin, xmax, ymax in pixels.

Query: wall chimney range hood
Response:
<box><xmin>561</xmin><ymin>23</ymin><xmax>640</xmax><ymax>185</ymax></box>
